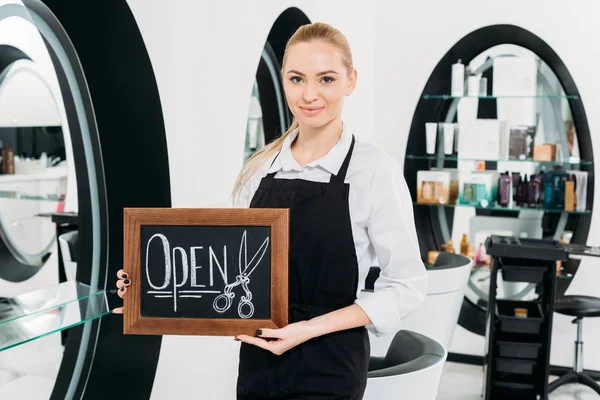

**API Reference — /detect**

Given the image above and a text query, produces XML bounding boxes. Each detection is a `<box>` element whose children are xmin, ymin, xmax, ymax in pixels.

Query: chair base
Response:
<box><xmin>548</xmin><ymin>370</ymin><xmax>600</xmax><ymax>395</ymax></box>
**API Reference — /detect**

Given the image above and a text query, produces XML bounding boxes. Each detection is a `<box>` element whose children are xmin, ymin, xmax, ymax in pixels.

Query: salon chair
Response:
<box><xmin>364</xmin><ymin>330</ymin><xmax>447</xmax><ymax>400</ymax></box>
<box><xmin>549</xmin><ymin>295</ymin><xmax>600</xmax><ymax>395</ymax></box>
<box><xmin>362</xmin><ymin>252</ymin><xmax>471</xmax><ymax>355</ymax></box>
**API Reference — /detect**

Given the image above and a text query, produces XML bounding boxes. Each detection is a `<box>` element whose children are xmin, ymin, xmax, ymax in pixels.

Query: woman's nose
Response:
<box><xmin>302</xmin><ymin>83</ymin><xmax>318</xmax><ymax>102</ymax></box>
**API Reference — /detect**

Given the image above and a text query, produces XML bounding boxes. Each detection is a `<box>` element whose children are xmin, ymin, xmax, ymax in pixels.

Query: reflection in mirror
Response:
<box><xmin>244</xmin><ymin>80</ymin><xmax>266</xmax><ymax>161</ymax></box>
<box><xmin>243</xmin><ymin>41</ymin><xmax>292</xmax><ymax>163</ymax></box>
<box><xmin>0</xmin><ymin>15</ymin><xmax>75</xmax><ymax>398</ymax></box>
<box><xmin>0</xmin><ymin>59</ymin><xmax>67</xmax><ymax>268</ymax></box>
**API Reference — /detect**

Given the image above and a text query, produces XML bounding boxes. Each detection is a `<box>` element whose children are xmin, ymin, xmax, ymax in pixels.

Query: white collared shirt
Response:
<box><xmin>234</xmin><ymin>124</ymin><xmax>428</xmax><ymax>337</ymax></box>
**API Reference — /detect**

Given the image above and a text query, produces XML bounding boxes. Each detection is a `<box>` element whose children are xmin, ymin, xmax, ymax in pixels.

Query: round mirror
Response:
<box><xmin>404</xmin><ymin>25</ymin><xmax>594</xmax><ymax>336</ymax></box>
<box><xmin>450</xmin><ymin>46</ymin><xmax>584</xmax><ymax>308</ymax></box>
<box><xmin>244</xmin><ymin>80</ymin><xmax>265</xmax><ymax>161</ymax></box>
<box><xmin>0</xmin><ymin>2</ymin><xmax>98</xmax><ymax>398</ymax></box>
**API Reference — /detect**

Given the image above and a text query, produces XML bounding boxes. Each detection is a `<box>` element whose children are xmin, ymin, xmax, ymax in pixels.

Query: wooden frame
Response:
<box><xmin>123</xmin><ymin>208</ymin><xmax>289</xmax><ymax>336</ymax></box>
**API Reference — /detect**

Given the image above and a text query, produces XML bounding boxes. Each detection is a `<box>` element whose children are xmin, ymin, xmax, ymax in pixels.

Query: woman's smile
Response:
<box><xmin>299</xmin><ymin>105</ymin><xmax>325</xmax><ymax>117</ymax></box>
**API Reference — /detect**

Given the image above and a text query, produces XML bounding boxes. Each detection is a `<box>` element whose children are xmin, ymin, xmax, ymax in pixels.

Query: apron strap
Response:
<box><xmin>263</xmin><ymin>152</ymin><xmax>281</xmax><ymax>185</ymax></box>
<box><xmin>329</xmin><ymin>135</ymin><xmax>355</xmax><ymax>185</ymax></box>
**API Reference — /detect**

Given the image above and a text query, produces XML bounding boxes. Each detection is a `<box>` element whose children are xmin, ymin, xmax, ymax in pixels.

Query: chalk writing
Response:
<box><xmin>144</xmin><ymin>230</ymin><xmax>269</xmax><ymax>315</ymax></box>
<box><xmin>213</xmin><ymin>231</ymin><xmax>269</xmax><ymax>318</ymax></box>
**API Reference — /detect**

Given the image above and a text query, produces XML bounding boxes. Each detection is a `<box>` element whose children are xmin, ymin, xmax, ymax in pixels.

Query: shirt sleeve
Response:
<box><xmin>354</xmin><ymin>154</ymin><xmax>428</xmax><ymax>337</ymax></box>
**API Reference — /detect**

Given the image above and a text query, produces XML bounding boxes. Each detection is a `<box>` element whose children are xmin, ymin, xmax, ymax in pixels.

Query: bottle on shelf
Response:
<box><xmin>1</xmin><ymin>146</ymin><xmax>14</xmax><ymax>175</ymax></box>
<box><xmin>515</xmin><ymin>174</ymin><xmax>524</xmax><ymax>206</ymax></box>
<box><xmin>475</xmin><ymin>242</ymin><xmax>489</xmax><ymax>267</ymax></box>
<box><xmin>556</xmin><ymin>237</ymin><xmax>566</xmax><ymax>275</ymax></box>
<box><xmin>446</xmin><ymin>240</ymin><xmax>456</xmax><ymax>253</ymax></box>
<box><xmin>520</xmin><ymin>175</ymin><xmax>529</xmax><ymax>205</ymax></box>
<box><xmin>479</xmin><ymin>76</ymin><xmax>488</xmax><ymax>96</ymax></box>
<box><xmin>572</xmin><ymin>174</ymin><xmax>578</xmax><ymax>210</ymax></box>
<box><xmin>427</xmin><ymin>250</ymin><xmax>439</xmax><ymax>265</ymax></box>
<box><xmin>528</xmin><ymin>173</ymin><xmax>540</xmax><ymax>207</ymax></box>
<box><xmin>466</xmin><ymin>246</ymin><xmax>474</xmax><ymax>259</ymax></box>
<box><xmin>460</xmin><ymin>233</ymin><xmax>470</xmax><ymax>256</ymax></box>
<box><xmin>451</xmin><ymin>59</ymin><xmax>465</xmax><ymax>97</ymax></box>
<box><xmin>498</xmin><ymin>172</ymin><xmax>511</xmax><ymax>207</ymax></box>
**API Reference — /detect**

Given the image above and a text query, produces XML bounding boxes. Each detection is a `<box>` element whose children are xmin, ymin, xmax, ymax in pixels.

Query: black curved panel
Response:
<box><xmin>266</xmin><ymin>7</ymin><xmax>310</xmax><ymax>65</ymax></box>
<box><xmin>405</xmin><ymin>24</ymin><xmax>594</xmax><ymax>336</ymax></box>
<box><xmin>256</xmin><ymin>42</ymin><xmax>286</xmax><ymax>143</ymax></box>
<box><xmin>33</xmin><ymin>1</ymin><xmax>171</xmax><ymax>398</ymax></box>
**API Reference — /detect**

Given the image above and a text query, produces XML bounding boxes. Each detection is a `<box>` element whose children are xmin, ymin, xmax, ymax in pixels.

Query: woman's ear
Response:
<box><xmin>346</xmin><ymin>68</ymin><xmax>358</xmax><ymax>96</ymax></box>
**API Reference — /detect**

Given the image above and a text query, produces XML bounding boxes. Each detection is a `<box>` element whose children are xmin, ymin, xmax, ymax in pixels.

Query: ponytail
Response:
<box><xmin>231</xmin><ymin>118</ymin><xmax>299</xmax><ymax>205</ymax></box>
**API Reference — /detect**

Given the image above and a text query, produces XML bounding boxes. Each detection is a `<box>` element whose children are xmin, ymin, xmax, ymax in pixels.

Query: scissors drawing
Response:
<box><xmin>213</xmin><ymin>230</ymin><xmax>269</xmax><ymax>318</ymax></box>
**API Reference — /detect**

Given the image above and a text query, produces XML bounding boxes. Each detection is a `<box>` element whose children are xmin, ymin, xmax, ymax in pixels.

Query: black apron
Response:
<box><xmin>237</xmin><ymin>136</ymin><xmax>370</xmax><ymax>400</ymax></box>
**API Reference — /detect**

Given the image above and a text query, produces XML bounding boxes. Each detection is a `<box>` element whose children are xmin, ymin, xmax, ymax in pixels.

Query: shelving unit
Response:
<box><xmin>413</xmin><ymin>202</ymin><xmax>592</xmax><ymax>215</ymax></box>
<box><xmin>405</xmin><ymin>154</ymin><xmax>592</xmax><ymax>167</ymax></box>
<box><xmin>482</xmin><ymin>235</ymin><xmax>567</xmax><ymax>399</ymax></box>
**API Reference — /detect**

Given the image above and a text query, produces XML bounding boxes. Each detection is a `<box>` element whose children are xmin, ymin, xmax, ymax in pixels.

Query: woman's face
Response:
<box><xmin>283</xmin><ymin>40</ymin><xmax>357</xmax><ymax>130</ymax></box>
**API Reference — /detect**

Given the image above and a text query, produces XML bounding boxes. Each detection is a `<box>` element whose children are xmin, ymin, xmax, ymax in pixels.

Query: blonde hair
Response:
<box><xmin>231</xmin><ymin>22</ymin><xmax>354</xmax><ymax>204</ymax></box>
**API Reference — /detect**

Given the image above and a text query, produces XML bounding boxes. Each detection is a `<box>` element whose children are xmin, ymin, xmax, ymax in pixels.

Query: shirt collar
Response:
<box><xmin>268</xmin><ymin>123</ymin><xmax>353</xmax><ymax>175</ymax></box>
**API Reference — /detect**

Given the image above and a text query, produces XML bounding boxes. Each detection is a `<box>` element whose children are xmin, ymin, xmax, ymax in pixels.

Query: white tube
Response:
<box><xmin>425</xmin><ymin>123</ymin><xmax>437</xmax><ymax>154</ymax></box>
<box><xmin>443</xmin><ymin>123</ymin><xmax>455</xmax><ymax>155</ymax></box>
<box><xmin>451</xmin><ymin>60</ymin><xmax>465</xmax><ymax>97</ymax></box>
<box><xmin>467</xmin><ymin>75</ymin><xmax>480</xmax><ymax>96</ymax></box>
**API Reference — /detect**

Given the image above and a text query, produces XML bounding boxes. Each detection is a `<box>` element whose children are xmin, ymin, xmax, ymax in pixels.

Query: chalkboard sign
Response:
<box><xmin>122</xmin><ymin>208</ymin><xmax>289</xmax><ymax>336</ymax></box>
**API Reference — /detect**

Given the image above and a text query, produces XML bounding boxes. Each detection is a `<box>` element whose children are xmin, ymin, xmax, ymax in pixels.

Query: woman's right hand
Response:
<box><xmin>112</xmin><ymin>269</ymin><xmax>130</xmax><ymax>314</ymax></box>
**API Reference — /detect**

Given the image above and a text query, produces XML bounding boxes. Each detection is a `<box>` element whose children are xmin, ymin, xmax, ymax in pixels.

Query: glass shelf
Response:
<box><xmin>0</xmin><ymin>281</ymin><xmax>110</xmax><ymax>353</ymax></box>
<box><xmin>422</xmin><ymin>94</ymin><xmax>579</xmax><ymax>100</ymax></box>
<box><xmin>0</xmin><ymin>190</ymin><xmax>64</xmax><ymax>202</ymax></box>
<box><xmin>414</xmin><ymin>202</ymin><xmax>591</xmax><ymax>215</ymax></box>
<box><xmin>406</xmin><ymin>154</ymin><xmax>592</xmax><ymax>167</ymax></box>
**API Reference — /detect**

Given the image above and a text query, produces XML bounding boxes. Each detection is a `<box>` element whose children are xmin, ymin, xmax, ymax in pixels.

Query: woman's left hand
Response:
<box><xmin>235</xmin><ymin>320</ymin><xmax>316</xmax><ymax>355</ymax></box>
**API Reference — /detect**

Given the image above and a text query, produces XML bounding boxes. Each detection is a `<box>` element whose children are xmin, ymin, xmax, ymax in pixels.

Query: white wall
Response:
<box><xmin>375</xmin><ymin>0</ymin><xmax>600</xmax><ymax>369</ymax></box>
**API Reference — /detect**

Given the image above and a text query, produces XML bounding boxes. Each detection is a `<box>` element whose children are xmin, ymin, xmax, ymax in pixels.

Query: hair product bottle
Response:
<box><xmin>498</xmin><ymin>172</ymin><xmax>511</xmax><ymax>207</ymax></box>
<box><xmin>451</xmin><ymin>59</ymin><xmax>465</xmax><ymax>97</ymax></box>
<box><xmin>460</xmin><ymin>233</ymin><xmax>470</xmax><ymax>256</ymax></box>
<box><xmin>2</xmin><ymin>147</ymin><xmax>14</xmax><ymax>175</ymax></box>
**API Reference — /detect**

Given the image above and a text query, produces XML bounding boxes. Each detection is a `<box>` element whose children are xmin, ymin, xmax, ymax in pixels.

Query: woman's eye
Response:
<box><xmin>321</xmin><ymin>76</ymin><xmax>335</xmax><ymax>84</ymax></box>
<box><xmin>290</xmin><ymin>76</ymin><xmax>303</xmax><ymax>84</ymax></box>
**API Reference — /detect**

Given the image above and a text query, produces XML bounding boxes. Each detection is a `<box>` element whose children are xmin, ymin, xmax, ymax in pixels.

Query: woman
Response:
<box><xmin>116</xmin><ymin>22</ymin><xmax>427</xmax><ymax>400</ymax></box>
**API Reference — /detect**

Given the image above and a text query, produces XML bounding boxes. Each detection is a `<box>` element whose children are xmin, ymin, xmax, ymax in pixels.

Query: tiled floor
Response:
<box><xmin>439</xmin><ymin>361</ymin><xmax>600</xmax><ymax>399</ymax></box>
<box><xmin>0</xmin><ymin>333</ymin><xmax>61</xmax><ymax>400</ymax></box>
